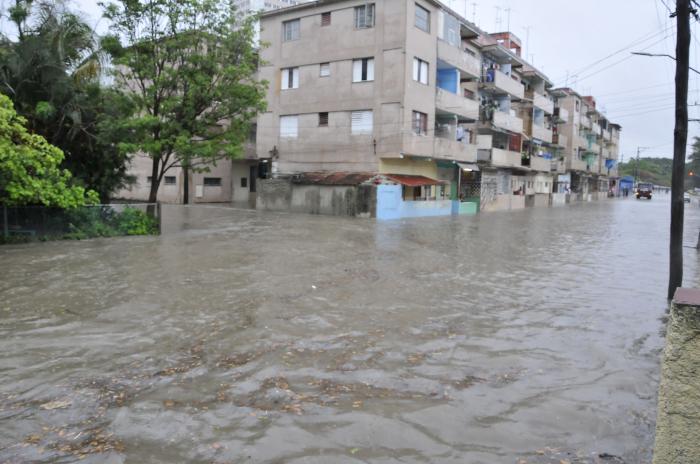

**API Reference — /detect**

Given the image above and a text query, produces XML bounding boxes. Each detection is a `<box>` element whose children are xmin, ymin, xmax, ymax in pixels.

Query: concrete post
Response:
<box><xmin>653</xmin><ymin>288</ymin><xmax>700</xmax><ymax>463</ymax></box>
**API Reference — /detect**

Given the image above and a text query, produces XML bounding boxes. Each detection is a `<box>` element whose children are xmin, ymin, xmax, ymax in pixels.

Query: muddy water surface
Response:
<box><xmin>2</xmin><ymin>198</ymin><xmax>700</xmax><ymax>463</ymax></box>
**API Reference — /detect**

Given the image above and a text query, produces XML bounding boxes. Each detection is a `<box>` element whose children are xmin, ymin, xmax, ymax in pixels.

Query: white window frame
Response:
<box><xmin>352</xmin><ymin>58</ymin><xmax>375</xmax><ymax>82</ymax></box>
<box><xmin>351</xmin><ymin>110</ymin><xmax>373</xmax><ymax>134</ymax></box>
<box><xmin>415</xmin><ymin>3</ymin><xmax>430</xmax><ymax>32</ymax></box>
<box><xmin>280</xmin><ymin>115</ymin><xmax>299</xmax><ymax>138</ymax></box>
<box><xmin>319</xmin><ymin>62</ymin><xmax>330</xmax><ymax>77</ymax></box>
<box><xmin>412</xmin><ymin>57</ymin><xmax>429</xmax><ymax>85</ymax></box>
<box><xmin>281</xmin><ymin>67</ymin><xmax>299</xmax><ymax>90</ymax></box>
<box><xmin>412</xmin><ymin>111</ymin><xmax>428</xmax><ymax>135</ymax></box>
<box><xmin>283</xmin><ymin>19</ymin><xmax>300</xmax><ymax>41</ymax></box>
<box><xmin>354</xmin><ymin>4</ymin><xmax>375</xmax><ymax>28</ymax></box>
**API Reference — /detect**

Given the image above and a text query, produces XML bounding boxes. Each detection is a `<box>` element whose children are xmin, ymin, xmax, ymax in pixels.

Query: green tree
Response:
<box><xmin>0</xmin><ymin>0</ymin><xmax>132</xmax><ymax>201</ymax></box>
<box><xmin>687</xmin><ymin>136</ymin><xmax>700</xmax><ymax>189</ymax></box>
<box><xmin>0</xmin><ymin>94</ymin><xmax>98</xmax><ymax>207</ymax></box>
<box><xmin>100</xmin><ymin>0</ymin><xmax>267</xmax><ymax>203</ymax></box>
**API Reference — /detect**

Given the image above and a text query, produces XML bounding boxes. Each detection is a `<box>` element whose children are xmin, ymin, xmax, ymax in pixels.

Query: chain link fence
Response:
<box><xmin>1</xmin><ymin>203</ymin><xmax>161</xmax><ymax>244</ymax></box>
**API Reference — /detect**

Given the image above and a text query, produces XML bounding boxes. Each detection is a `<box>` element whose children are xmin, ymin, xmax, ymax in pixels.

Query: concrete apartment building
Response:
<box><xmin>254</xmin><ymin>0</ymin><xmax>605</xmax><ymax>217</ymax></box>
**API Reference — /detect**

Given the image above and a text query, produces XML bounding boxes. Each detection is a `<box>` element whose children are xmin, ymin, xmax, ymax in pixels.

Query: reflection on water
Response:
<box><xmin>1</xmin><ymin>198</ymin><xmax>699</xmax><ymax>463</ymax></box>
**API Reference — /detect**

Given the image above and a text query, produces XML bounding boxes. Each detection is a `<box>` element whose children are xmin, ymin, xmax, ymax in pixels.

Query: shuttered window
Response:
<box><xmin>352</xmin><ymin>58</ymin><xmax>374</xmax><ymax>82</ymax></box>
<box><xmin>319</xmin><ymin>112</ymin><xmax>329</xmax><ymax>126</ymax></box>
<box><xmin>412</xmin><ymin>58</ymin><xmax>429</xmax><ymax>85</ymax></box>
<box><xmin>280</xmin><ymin>115</ymin><xmax>298</xmax><ymax>138</ymax></box>
<box><xmin>321</xmin><ymin>12</ymin><xmax>331</xmax><ymax>26</ymax></box>
<box><xmin>415</xmin><ymin>4</ymin><xmax>430</xmax><ymax>32</ymax></box>
<box><xmin>281</xmin><ymin>67</ymin><xmax>299</xmax><ymax>90</ymax></box>
<box><xmin>354</xmin><ymin>4</ymin><xmax>374</xmax><ymax>28</ymax></box>
<box><xmin>351</xmin><ymin>110</ymin><xmax>373</xmax><ymax>134</ymax></box>
<box><xmin>412</xmin><ymin>111</ymin><xmax>428</xmax><ymax>135</ymax></box>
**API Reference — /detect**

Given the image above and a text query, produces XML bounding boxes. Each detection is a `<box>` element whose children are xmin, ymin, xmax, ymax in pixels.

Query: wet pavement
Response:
<box><xmin>2</xmin><ymin>197</ymin><xmax>700</xmax><ymax>463</ymax></box>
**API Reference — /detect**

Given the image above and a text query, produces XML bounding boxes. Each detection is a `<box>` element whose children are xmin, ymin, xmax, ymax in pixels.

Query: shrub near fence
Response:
<box><xmin>0</xmin><ymin>204</ymin><xmax>161</xmax><ymax>244</ymax></box>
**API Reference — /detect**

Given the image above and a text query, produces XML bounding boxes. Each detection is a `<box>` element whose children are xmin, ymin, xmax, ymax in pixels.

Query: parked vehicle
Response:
<box><xmin>636</xmin><ymin>183</ymin><xmax>653</xmax><ymax>200</ymax></box>
<box><xmin>685</xmin><ymin>192</ymin><xmax>691</xmax><ymax>203</ymax></box>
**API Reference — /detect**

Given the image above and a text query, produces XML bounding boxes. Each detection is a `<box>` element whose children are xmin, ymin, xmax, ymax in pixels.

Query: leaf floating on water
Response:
<box><xmin>40</xmin><ymin>399</ymin><xmax>71</xmax><ymax>410</ymax></box>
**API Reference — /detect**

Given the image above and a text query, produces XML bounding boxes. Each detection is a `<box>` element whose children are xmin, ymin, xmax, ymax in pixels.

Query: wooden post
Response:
<box><xmin>669</xmin><ymin>0</ymin><xmax>691</xmax><ymax>300</ymax></box>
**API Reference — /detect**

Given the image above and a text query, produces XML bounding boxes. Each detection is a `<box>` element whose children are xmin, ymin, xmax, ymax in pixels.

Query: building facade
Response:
<box><xmin>254</xmin><ymin>0</ymin><xmax>621</xmax><ymax>217</ymax></box>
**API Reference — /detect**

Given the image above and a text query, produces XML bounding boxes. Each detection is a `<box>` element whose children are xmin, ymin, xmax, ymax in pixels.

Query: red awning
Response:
<box><xmin>384</xmin><ymin>174</ymin><xmax>445</xmax><ymax>187</ymax></box>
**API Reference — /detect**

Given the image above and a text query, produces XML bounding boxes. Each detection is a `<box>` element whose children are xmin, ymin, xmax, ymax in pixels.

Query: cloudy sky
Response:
<box><xmin>10</xmin><ymin>0</ymin><xmax>700</xmax><ymax>161</ymax></box>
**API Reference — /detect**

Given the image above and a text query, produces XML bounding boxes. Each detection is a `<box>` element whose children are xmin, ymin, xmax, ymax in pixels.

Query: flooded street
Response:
<box><xmin>2</xmin><ymin>198</ymin><xmax>700</xmax><ymax>464</ymax></box>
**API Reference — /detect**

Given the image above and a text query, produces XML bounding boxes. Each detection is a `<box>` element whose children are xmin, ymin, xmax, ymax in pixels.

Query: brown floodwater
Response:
<box><xmin>1</xmin><ymin>197</ymin><xmax>699</xmax><ymax>463</ymax></box>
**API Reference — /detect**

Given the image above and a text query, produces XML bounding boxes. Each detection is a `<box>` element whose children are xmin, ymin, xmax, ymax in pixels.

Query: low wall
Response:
<box><xmin>376</xmin><ymin>185</ymin><xmax>453</xmax><ymax>220</ymax></box>
<box><xmin>481</xmin><ymin>194</ymin><xmax>526</xmax><ymax>212</ymax></box>
<box><xmin>653</xmin><ymin>288</ymin><xmax>700</xmax><ymax>463</ymax></box>
<box><xmin>533</xmin><ymin>194</ymin><xmax>550</xmax><ymax>208</ymax></box>
<box><xmin>257</xmin><ymin>178</ymin><xmax>375</xmax><ymax>217</ymax></box>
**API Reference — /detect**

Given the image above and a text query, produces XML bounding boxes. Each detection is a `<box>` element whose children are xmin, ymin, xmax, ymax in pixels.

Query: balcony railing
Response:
<box><xmin>433</xmin><ymin>136</ymin><xmax>478</xmax><ymax>163</ymax></box>
<box><xmin>436</xmin><ymin>88</ymin><xmax>479</xmax><ymax>120</ymax></box>
<box><xmin>437</xmin><ymin>40</ymin><xmax>481</xmax><ymax>78</ymax></box>
<box><xmin>490</xmin><ymin>148</ymin><xmax>523</xmax><ymax>168</ymax></box>
<box><xmin>532</xmin><ymin>124</ymin><xmax>553</xmax><ymax>143</ymax></box>
<box><xmin>530</xmin><ymin>156</ymin><xmax>551</xmax><ymax>172</ymax></box>
<box><xmin>482</xmin><ymin>69</ymin><xmax>525</xmax><ymax>99</ymax></box>
<box><xmin>569</xmin><ymin>158</ymin><xmax>590</xmax><ymax>172</ymax></box>
<box><xmin>553</xmin><ymin>133</ymin><xmax>568</xmax><ymax>148</ymax></box>
<box><xmin>554</xmin><ymin>107</ymin><xmax>569</xmax><ymax>124</ymax></box>
<box><xmin>580</xmin><ymin>115</ymin><xmax>591</xmax><ymax>128</ymax></box>
<box><xmin>532</xmin><ymin>92</ymin><xmax>554</xmax><ymax>114</ymax></box>
<box><xmin>492</xmin><ymin>110</ymin><xmax>523</xmax><ymax>133</ymax></box>
<box><xmin>588</xmin><ymin>142</ymin><xmax>601</xmax><ymax>154</ymax></box>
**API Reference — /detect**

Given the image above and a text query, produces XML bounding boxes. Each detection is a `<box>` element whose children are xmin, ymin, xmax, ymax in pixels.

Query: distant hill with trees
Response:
<box><xmin>618</xmin><ymin>157</ymin><xmax>673</xmax><ymax>186</ymax></box>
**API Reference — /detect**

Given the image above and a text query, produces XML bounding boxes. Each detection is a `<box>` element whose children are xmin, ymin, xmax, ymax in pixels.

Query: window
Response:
<box><xmin>319</xmin><ymin>112</ymin><xmax>329</xmax><ymax>126</ymax></box>
<box><xmin>321</xmin><ymin>11</ymin><xmax>331</xmax><ymax>26</ymax></box>
<box><xmin>415</xmin><ymin>4</ymin><xmax>430</xmax><ymax>32</ymax></box>
<box><xmin>283</xmin><ymin>19</ymin><xmax>300</xmax><ymax>41</ymax></box>
<box><xmin>280</xmin><ymin>115</ymin><xmax>298</xmax><ymax>138</ymax></box>
<box><xmin>412</xmin><ymin>57</ymin><xmax>429</xmax><ymax>85</ymax></box>
<box><xmin>204</xmin><ymin>177</ymin><xmax>222</xmax><ymax>187</ymax></box>
<box><xmin>320</xmin><ymin>62</ymin><xmax>330</xmax><ymax>77</ymax></box>
<box><xmin>354</xmin><ymin>4</ymin><xmax>375</xmax><ymax>28</ymax></box>
<box><xmin>164</xmin><ymin>176</ymin><xmax>176</xmax><ymax>185</ymax></box>
<box><xmin>241</xmin><ymin>177</ymin><xmax>248</xmax><ymax>188</ymax></box>
<box><xmin>412</xmin><ymin>111</ymin><xmax>428</xmax><ymax>135</ymax></box>
<box><xmin>352</xmin><ymin>58</ymin><xmax>374</xmax><ymax>82</ymax></box>
<box><xmin>281</xmin><ymin>67</ymin><xmax>299</xmax><ymax>90</ymax></box>
<box><xmin>351</xmin><ymin>110</ymin><xmax>373</xmax><ymax>134</ymax></box>
<box><xmin>575</xmin><ymin>100</ymin><xmax>580</xmax><ymax>111</ymax></box>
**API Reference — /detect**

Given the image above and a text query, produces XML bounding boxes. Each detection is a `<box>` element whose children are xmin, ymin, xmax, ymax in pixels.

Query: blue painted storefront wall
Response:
<box><xmin>377</xmin><ymin>185</ymin><xmax>477</xmax><ymax>220</ymax></box>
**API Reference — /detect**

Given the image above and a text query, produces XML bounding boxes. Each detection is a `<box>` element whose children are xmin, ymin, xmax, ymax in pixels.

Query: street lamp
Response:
<box><xmin>631</xmin><ymin>52</ymin><xmax>700</xmax><ymax>75</ymax></box>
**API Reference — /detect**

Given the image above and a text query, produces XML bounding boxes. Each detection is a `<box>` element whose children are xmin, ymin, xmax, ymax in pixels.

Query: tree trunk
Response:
<box><xmin>669</xmin><ymin>0</ymin><xmax>690</xmax><ymax>300</ymax></box>
<box><xmin>183</xmin><ymin>165</ymin><xmax>190</xmax><ymax>205</ymax></box>
<box><xmin>148</xmin><ymin>159</ymin><xmax>160</xmax><ymax>204</ymax></box>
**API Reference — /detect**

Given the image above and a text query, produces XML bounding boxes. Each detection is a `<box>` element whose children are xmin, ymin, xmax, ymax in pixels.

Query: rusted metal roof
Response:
<box><xmin>383</xmin><ymin>174</ymin><xmax>445</xmax><ymax>187</ymax></box>
<box><xmin>290</xmin><ymin>172</ymin><xmax>375</xmax><ymax>186</ymax></box>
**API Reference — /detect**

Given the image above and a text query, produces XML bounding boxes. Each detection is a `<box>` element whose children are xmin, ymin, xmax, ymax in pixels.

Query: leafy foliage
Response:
<box><xmin>101</xmin><ymin>0</ymin><xmax>267</xmax><ymax>202</ymax></box>
<box><xmin>0</xmin><ymin>94</ymin><xmax>98</xmax><ymax>207</ymax></box>
<box><xmin>0</xmin><ymin>0</ymin><xmax>133</xmax><ymax>201</ymax></box>
<box><xmin>618</xmin><ymin>157</ymin><xmax>674</xmax><ymax>187</ymax></box>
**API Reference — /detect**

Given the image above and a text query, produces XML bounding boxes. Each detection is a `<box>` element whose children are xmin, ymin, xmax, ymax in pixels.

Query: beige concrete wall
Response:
<box><xmin>257</xmin><ymin>0</ymin><xmax>407</xmax><ymax>174</ymax></box>
<box><xmin>653</xmin><ymin>290</ymin><xmax>700</xmax><ymax>464</ymax></box>
<box><xmin>115</xmin><ymin>154</ymin><xmax>233</xmax><ymax>203</ymax></box>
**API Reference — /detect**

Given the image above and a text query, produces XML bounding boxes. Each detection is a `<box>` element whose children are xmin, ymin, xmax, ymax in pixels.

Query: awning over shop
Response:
<box><xmin>457</xmin><ymin>163</ymin><xmax>480</xmax><ymax>172</ymax></box>
<box><xmin>384</xmin><ymin>174</ymin><xmax>445</xmax><ymax>187</ymax></box>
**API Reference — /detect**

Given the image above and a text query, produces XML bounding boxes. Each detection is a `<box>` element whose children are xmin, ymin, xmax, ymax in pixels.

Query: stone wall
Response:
<box><xmin>653</xmin><ymin>288</ymin><xmax>700</xmax><ymax>463</ymax></box>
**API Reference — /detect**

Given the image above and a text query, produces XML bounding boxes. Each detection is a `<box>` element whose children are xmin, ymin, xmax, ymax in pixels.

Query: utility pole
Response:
<box><xmin>669</xmin><ymin>0</ymin><xmax>691</xmax><ymax>300</ymax></box>
<box><xmin>471</xmin><ymin>2</ymin><xmax>477</xmax><ymax>24</ymax></box>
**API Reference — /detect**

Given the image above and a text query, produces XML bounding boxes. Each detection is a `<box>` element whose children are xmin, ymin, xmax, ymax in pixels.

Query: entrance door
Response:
<box><xmin>249</xmin><ymin>165</ymin><xmax>257</xmax><ymax>193</ymax></box>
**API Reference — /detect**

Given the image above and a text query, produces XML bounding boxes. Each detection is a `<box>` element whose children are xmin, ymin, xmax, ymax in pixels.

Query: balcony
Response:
<box><xmin>530</xmin><ymin>156</ymin><xmax>551</xmax><ymax>172</ymax></box>
<box><xmin>490</xmin><ymin>148</ymin><xmax>523</xmax><ymax>168</ymax></box>
<box><xmin>553</xmin><ymin>133</ymin><xmax>568</xmax><ymax>148</ymax></box>
<box><xmin>554</xmin><ymin>107</ymin><xmax>569</xmax><ymax>124</ymax></box>
<box><xmin>580</xmin><ymin>115</ymin><xmax>591</xmax><ymax>128</ymax></box>
<box><xmin>437</xmin><ymin>40</ymin><xmax>481</xmax><ymax>79</ymax></box>
<box><xmin>433</xmin><ymin>136</ymin><xmax>477</xmax><ymax>163</ymax></box>
<box><xmin>436</xmin><ymin>88</ymin><xmax>479</xmax><ymax>120</ymax></box>
<box><xmin>587</xmin><ymin>142</ymin><xmax>600</xmax><ymax>154</ymax></box>
<box><xmin>569</xmin><ymin>158</ymin><xmax>590</xmax><ymax>172</ymax></box>
<box><xmin>492</xmin><ymin>110</ymin><xmax>523</xmax><ymax>133</ymax></box>
<box><xmin>532</xmin><ymin>124</ymin><xmax>553</xmax><ymax>144</ymax></box>
<box><xmin>532</xmin><ymin>92</ymin><xmax>554</xmax><ymax>114</ymax></box>
<box><xmin>575</xmin><ymin>135</ymin><xmax>588</xmax><ymax>149</ymax></box>
<box><xmin>482</xmin><ymin>69</ymin><xmax>525</xmax><ymax>99</ymax></box>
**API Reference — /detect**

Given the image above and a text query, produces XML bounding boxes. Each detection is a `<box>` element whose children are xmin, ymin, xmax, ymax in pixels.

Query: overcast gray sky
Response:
<box><xmin>16</xmin><ymin>0</ymin><xmax>700</xmax><ymax>161</ymax></box>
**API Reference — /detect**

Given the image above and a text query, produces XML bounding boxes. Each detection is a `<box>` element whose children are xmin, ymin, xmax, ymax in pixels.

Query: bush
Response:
<box><xmin>113</xmin><ymin>207</ymin><xmax>158</xmax><ymax>236</ymax></box>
